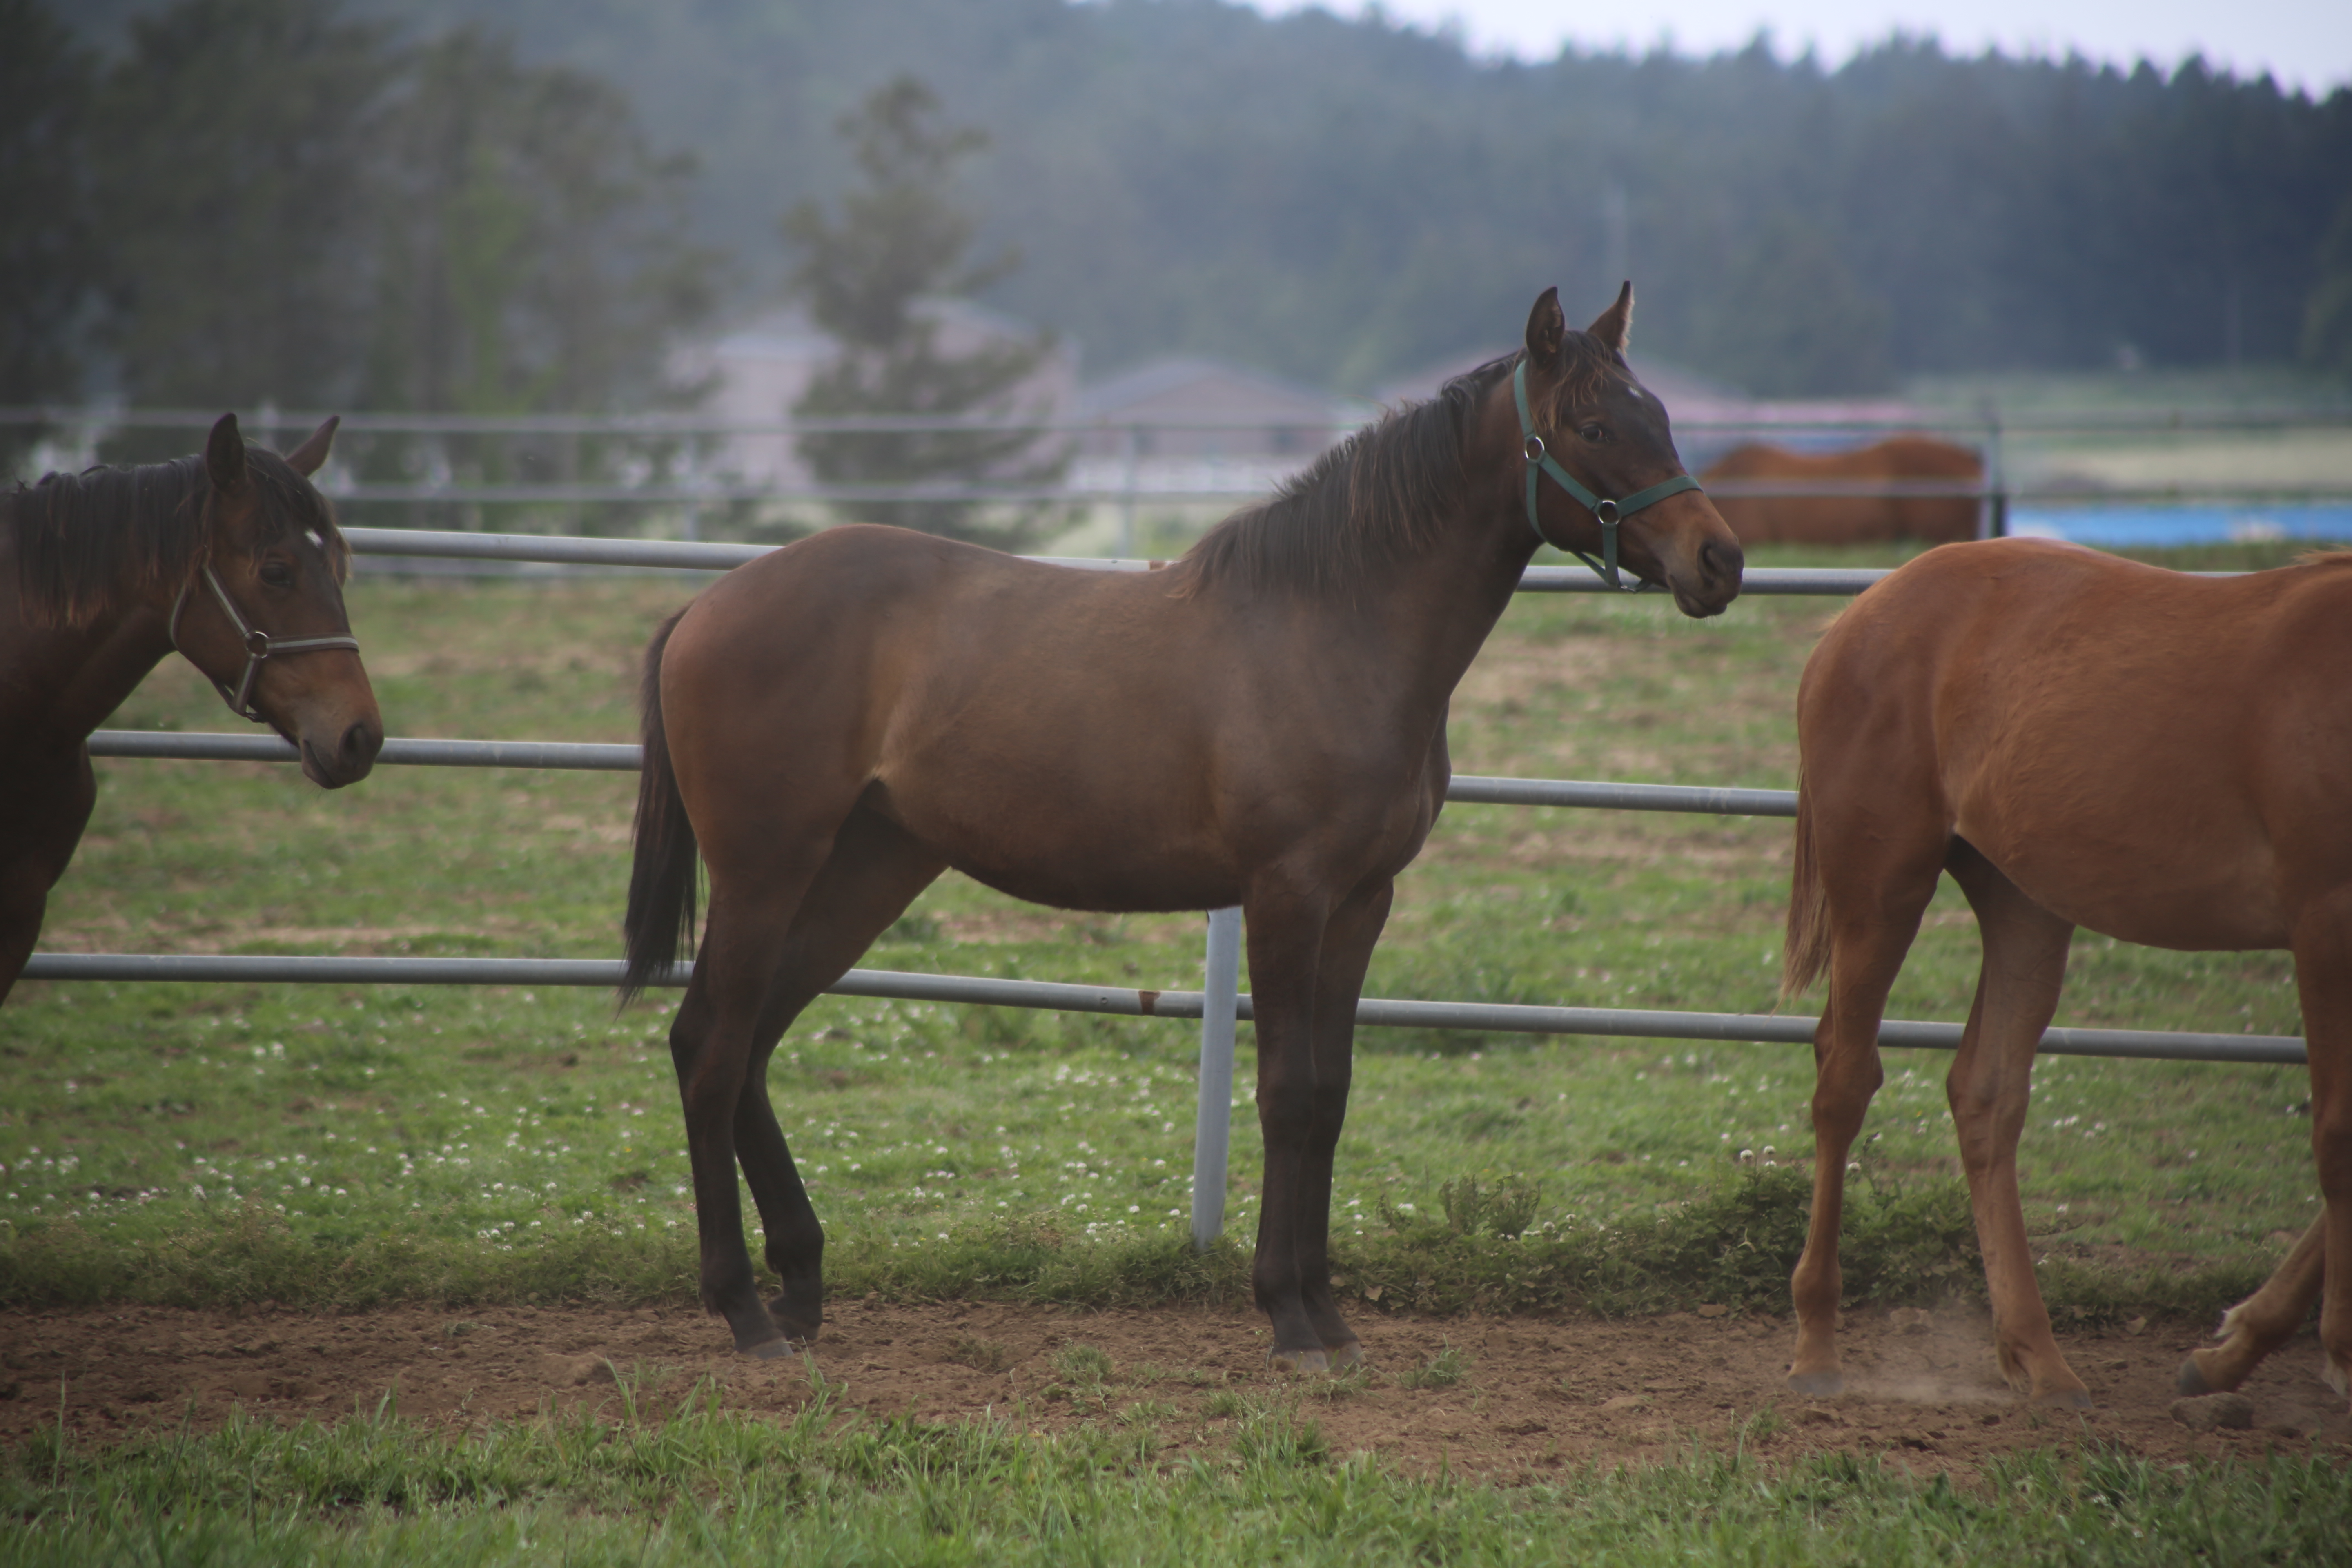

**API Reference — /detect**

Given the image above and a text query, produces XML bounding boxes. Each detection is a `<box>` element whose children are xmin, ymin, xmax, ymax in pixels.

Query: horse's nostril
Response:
<box><xmin>341</xmin><ymin>719</ymin><xmax>382</xmax><ymax>769</ymax></box>
<box><xmin>1704</xmin><ymin>539</ymin><xmax>1747</xmax><ymax>579</ymax></box>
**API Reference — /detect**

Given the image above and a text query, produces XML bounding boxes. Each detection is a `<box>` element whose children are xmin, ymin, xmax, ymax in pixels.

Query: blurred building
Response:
<box><xmin>1373</xmin><ymin>350</ymin><xmax>1935</xmax><ymax>471</ymax></box>
<box><xmin>1068</xmin><ymin>358</ymin><xmax>1362</xmax><ymax>496</ymax></box>
<box><xmin>671</xmin><ymin>300</ymin><xmax>1079</xmax><ymax>490</ymax></box>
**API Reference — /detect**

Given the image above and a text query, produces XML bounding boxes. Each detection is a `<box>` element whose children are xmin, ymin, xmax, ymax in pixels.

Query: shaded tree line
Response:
<box><xmin>27</xmin><ymin>0</ymin><xmax>2352</xmax><ymax>408</ymax></box>
<box><xmin>4</xmin><ymin>0</ymin><xmax>718</xmax><ymax>436</ymax></box>
<box><xmin>300</xmin><ymin>0</ymin><xmax>2352</xmax><ymax>396</ymax></box>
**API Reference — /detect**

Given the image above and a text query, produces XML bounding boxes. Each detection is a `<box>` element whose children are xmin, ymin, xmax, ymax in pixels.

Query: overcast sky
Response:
<box><xmin>1260</xmin><ymin>0</ymin><xmax>2350</xmax><ymax>95</ymax></box>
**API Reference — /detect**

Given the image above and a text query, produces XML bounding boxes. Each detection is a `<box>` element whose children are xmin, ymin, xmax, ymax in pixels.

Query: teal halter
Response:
<box><xmin>1512</xmin><ymin>359</ymin><xmax>1704</xmax><ymax>592</ymax></box>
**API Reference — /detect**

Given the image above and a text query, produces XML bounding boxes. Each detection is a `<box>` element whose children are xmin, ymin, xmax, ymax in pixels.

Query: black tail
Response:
<box><xmin>620</xmin><ymin>610</ymin><xmax>699</xmax><ymax>1005</ymax></box>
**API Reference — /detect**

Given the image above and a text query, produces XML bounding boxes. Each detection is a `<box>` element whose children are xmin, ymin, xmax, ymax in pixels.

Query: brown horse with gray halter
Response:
<box><xmin>1781</xmin><ymin>536</ymin><xmax>2352</xmax><ymax>1408</ymax></box>
<box><xmin>623</xmin><ymin>287</ymin><xmax>1746</xmax><ymax>1365</ymax></box>
<box><xmin>0</xmin><ymin>414</ymin><xmax>382</xmax><ymax>1008</ymax></box>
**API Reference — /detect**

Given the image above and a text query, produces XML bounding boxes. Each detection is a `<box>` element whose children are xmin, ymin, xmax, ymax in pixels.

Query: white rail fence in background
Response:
<box><xmin>20</xmin><ymin>528</ymin><xmax>2310</xmax><ymax>1248</ymax></box>
<box><xmin>12</xmin><ymin>403</ymin><xmax>2352</xmax><ymax>559</ymax></box>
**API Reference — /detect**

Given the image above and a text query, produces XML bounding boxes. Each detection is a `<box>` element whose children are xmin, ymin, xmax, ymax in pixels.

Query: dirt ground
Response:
<box><xmin>3</xmin><ymin>1300</ymin><xmax>2345</xmax><ymax>1479</ymax></box>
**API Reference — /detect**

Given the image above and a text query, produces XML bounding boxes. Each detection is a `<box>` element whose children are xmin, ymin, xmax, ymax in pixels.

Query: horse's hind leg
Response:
<box><xmin>1788</xmin><ymin>837</ymin><xmax>1941</xmax><ymax>1397</ymax></box>
<box><xmin>1944</xmin><ymin>842</ymin><xmax>2085</xmax><ymax>1405</ymax></box>
<box><xmin>670</xmin><ymin>819</ymin><xmax>856</xmax><ymax>1358</ymax></box>
<box><xmin>2180</xmin><ymin>1217</ymin><xmax>2324</xmax><ymax>1396</ymax></box>
<box><xmin>733</xmin><ymin>807</ymin><xmax>945</xmax><ymax>1342</ymax></box>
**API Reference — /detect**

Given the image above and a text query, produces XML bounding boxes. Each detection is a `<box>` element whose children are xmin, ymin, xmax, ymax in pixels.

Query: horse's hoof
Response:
<box><xmin>738</xmin><ymin>1335</ymin><xmax>793</xmax><ymax>1361</ymax></box>
<box><xmin>2033</xmin><ymin>1386</ymin><xmax>2094</xmax><ymax>1410</ymax></box>
<box><xmin>767</xmin><ymin>1309</ymin><xmax>822</xmax><ymax>1344</ymax></box>
<box><xmin>1326</xmin><ymin>1341</ymin><xmax>1365</xmax><ymax>1371</ymax></box>
<box><xmin>1269</xmin><ymin>1345</ymin><xmax>1330</xmax><ymax>1374</ymax></box>
<box><xmin>2176</xmin><ymin>1356</ymin><xmax>2214</xmax><ymax>1397</ymax></box>
<box><xmin>1787</xmin><ymin>1369</ymin><xmax>1843</xmax><ymax>1398</ymax></box>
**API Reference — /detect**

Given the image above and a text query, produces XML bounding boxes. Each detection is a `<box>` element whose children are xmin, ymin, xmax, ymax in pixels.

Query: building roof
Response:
<box><xmin>1075</xmin><ymin>356</ymin><xmax>1344</xmax><ymax>423</ymax></box>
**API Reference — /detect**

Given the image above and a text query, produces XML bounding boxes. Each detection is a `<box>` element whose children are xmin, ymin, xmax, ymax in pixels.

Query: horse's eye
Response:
<box><xmin>1579</xmin><ymin>423</ymin><xmax>1607</xmax><ymax>443</ymax></box>
<box><xmin>260</xmin><ymin>560</ymin><xmax>295</xmax><ymax>589</ymax></box>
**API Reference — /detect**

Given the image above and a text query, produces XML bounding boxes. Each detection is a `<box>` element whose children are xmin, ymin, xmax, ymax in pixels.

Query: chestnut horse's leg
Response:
<box><xmin>1291</xmin><ymin>878</ymin><xmax>1394</xmax><ymax>1369</ymax></box>
<box><xmin>2180</xmin><ymin>1216</ymin><xmax>2325</xmax><ymax>1396</ymax></box>
<box><xmin>733</xmin><ymin>807</ymin><xmax>946</xmax><ymax>1341</ymax></box>
<box><xmin>2294</xmin><ymin>896</ymin><xmax>2352</xmax><ymax>1404</ymax></box>
<box><xmin>1242</xmin><ymin>880</ymin><xmax>1341</xmax><ymax>1372</ymax></box>
<box><xmin>1788</xmin><ymin>842</ymin><xmax>1941</xmax><ymax>1397</ymax></box>
<box><xmin>1944</xmin><ymin>842</ymin><xmax>2086</xmax><ymax>1405</ymax></box>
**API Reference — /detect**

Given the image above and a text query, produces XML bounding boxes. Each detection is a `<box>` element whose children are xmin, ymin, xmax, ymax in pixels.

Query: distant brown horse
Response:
<box><xmin>0</xmin><ymin>414</ymin><xmax>382</xmax><ymax>1007</ymax></box>
<box><xmin>622</xmin><ymin>287</ymin><xmax>1746</xmax><ymax>1365</ymax></box>
<box><xmin>1780</xmin><ymin>537</ymin><xmax>2352</xmax><ymax>1408</ymax></box>
<box><xmin>1704</xmin><ymin>437</ymin><xmax>1981</xmax><ymax>546</ymax></box>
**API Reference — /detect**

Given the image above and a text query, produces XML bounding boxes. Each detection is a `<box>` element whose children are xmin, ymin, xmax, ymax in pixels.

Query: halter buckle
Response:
<box><xmin>245</xmin><ymin>628</ymin><xmax>273</xmax><ymax>657</ymax></box>
<box><xmin>1593</xmin><ymin>499</ymin><xmax>1620</xmax><ymax>526</ymax></box>
<box><xmin>1523</xmin><ymin>434</ymin><xmax>1546</xmax><ymax>463</ymax></box>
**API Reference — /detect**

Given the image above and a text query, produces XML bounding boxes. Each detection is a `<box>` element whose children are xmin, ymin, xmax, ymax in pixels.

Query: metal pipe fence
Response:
<box><xmin>27</xmin><ymin>523</ymin><xmax>2316</xmax><ymax>1243</ymax></box>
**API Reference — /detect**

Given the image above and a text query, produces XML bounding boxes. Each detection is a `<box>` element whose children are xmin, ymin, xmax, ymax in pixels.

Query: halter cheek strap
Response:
<box><xmin>168</xmin><ymin>562</ymin><xmax>361</xmax><ymax>723</ymax></box>
<box><xmin>1512</xmin><ymin>359</ymin><xmax>1704</xmax><ymax>592</ymax></box>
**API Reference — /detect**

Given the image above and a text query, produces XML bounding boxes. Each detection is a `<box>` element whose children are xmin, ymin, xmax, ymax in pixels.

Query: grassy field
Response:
<box><xmin>2</xmin><ymin>536</ymin><xmax>2340</xmax><ymax>1561</ymax></box>
<box><xmin>5</xmin><ymin>1391</ymin><xmax>2350</xmax><ymax>1567</ymax></box>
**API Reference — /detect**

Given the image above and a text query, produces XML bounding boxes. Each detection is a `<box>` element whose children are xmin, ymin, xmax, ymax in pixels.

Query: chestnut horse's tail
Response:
<box><xmin>621</xmin><ymin>610</ymin><xmax>699</xmax><ymax>1006</ymax></box>
<box><xmin>1780</xmin><ymin>766</ymin><xmax>1832</xmax><ymax>1004</ymax></box>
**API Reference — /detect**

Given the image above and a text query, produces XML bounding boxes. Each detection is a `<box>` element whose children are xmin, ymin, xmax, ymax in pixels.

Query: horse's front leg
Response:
<box><xmin>1287</xmin><ymin>879</ymin><xmax>1394</xmax><ymax>1369</ymax></box>
<box><xmin>1242</xmin><ymin>884</ymin><xmax>1337</xmax><ymax>1372</ymax></box>
<box><xmin>2294</xmin><ymin>896</ymin><xmax>2352</xmax><ymax>1406</ymax></box>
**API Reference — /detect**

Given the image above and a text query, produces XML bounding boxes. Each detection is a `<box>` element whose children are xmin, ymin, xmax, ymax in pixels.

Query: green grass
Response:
<box><xmin>3</xmin><ymin>1389</ymin><xmax>2349</xmax><ymax>1566</ymax></box>
<box><xmin>0</xmin><ymin>545</ymin><xmax>2319</xmax><ymax>1323</ymax></box>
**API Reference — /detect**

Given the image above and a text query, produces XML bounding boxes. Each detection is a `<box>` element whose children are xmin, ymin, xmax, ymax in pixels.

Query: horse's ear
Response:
<box><xmin>1524</xmin><ymin>287</ymin><xmax>1566</xmax><ymax>366</ymax></box>
<box><xmin>205</xmin><ymin>413</ymin><xmax>249</xmax><ymax>497</ymax></box>
<box><xmin>1586</xmin><ymin>282</ymin><xmax>1634</xmax><ymax>356</ymax></box>
<box><xmin>284</xmin><ymin>415</ymin><xmax>339</xmax><ymax>477</ymax></box>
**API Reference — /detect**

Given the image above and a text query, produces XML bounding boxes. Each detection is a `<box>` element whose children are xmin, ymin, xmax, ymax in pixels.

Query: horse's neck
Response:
<box><xmin>1307</xmin><ymin>514</ymin><xmax>1534</xmax><ymax>725</ymax></box>
<box><xmin>0</xmin><ymin>592</ymin><xmax>178</xmax><ymax>746</ymax></box>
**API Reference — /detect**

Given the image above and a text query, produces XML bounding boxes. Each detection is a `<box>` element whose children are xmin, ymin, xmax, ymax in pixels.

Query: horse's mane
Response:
<box><xmin>5</xmin><ymin>446</ymin><xmax>349</xmax><ymax>630</ymax></box>
<box><xmin>1175</xmin><ymin>336</ymin><xmax>1619</xmax><ymax>598</ymax></box>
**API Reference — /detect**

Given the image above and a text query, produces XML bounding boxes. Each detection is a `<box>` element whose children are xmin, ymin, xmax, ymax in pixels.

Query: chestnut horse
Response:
<box><xmin>622</xmin><ymin>287</ymin><xmax>1746</xmax><ymax>1365</ymax></box>
<box><xmin>1704</xmin><ymin>436</ymin><xmax>1981</xmax><ymax>547</ymax></box>
<box><xmin>1</xmin><ymin>414</ymin><xmax>382</xmax><ymax>1007</ymax></box>
<box><xmin>1780</xmin><ymin>536</ymin><xmax>2352</xmax><ymax>1407</ymax></box>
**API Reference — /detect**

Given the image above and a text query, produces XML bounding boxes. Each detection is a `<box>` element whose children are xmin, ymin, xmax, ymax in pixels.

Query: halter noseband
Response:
<box><xmin>1512</xmin><ymin>359</ymin><xmax>1704</xmax><ymax>592</ymax></box>
<box><xmin>169</xmin><ymin>560</ymin><xmax>361</xmax><ymax>723</ymax></box>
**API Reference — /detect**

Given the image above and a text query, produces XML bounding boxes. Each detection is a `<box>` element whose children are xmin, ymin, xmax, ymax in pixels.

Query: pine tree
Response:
<box><xmin>784</xmin><ymin>75</ymin><xmax>1066</xmax><ymax>548</ymax></box>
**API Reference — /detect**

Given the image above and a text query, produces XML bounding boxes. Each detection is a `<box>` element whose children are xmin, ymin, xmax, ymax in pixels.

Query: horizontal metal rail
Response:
<box><xmin>16</xmin><ymin>953</ymin><xmax>2303</xmax><ymax>1067</ymax></box>
<box><xmin>85</xmin><ymin>731</ymin><xmax>1799</xmax><ymax>817</ymax></box>
<box><xmin>320</xmin><ymin>481</ymin><xmax>2352</xmax><ymax>507</ymax></box>
<box><xmin>338</xmin><ymin>526</ymin><xmax>1892</xmax><ymax>596</ymax></box>
<box><xmin>11</xmin><ymin>403</ymin><xmax>2350</xmax><ymax>437</ymax></box>
<box><xmin>87</xmin><ymin>731</ymin><xmax>644</xmax><ymax>771</ymax></box>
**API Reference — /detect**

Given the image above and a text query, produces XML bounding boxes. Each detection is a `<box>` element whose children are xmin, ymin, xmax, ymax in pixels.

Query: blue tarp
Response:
<box><xmin>2009</xmin><ymin>503</ymin><xmax>2352</xmax><ymax>548</ymax></box>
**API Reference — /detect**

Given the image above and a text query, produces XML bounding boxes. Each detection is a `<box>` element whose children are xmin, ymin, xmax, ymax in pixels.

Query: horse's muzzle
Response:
<box><xmin>1670</xmin><ymin>537</ymin><xmax>1746</xmax><ymax>619</ymax></box>
<box><xmin>302</xmin><ymin>717</ymin><xmax>383</xmax><ymax>789</ymax></box>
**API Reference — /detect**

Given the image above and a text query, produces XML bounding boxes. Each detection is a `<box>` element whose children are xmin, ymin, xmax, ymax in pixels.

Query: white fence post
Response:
<box><xmin>1190</xmin><ymin>904</ymin><xmax>1244</xmax><ymax>1250</ymax></box>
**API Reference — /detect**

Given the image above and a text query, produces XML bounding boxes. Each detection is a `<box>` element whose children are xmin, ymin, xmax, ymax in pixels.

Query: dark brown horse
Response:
<box><xmin>1</xmin><ymin>414</ymin><xmax>382</xmax><ymax>1007</ymax></box>
<box><xmin>1704</xmin><ymin>436</ymin><xmax>1981</xmax><ymax>546</ymax></box>
<box><xmin>1780</xmin><ymin>537</ymin><xmax>2352</xmax><ymax>1408</ymax></box>
<box><xmin>622</xmin><ymin>287</ymin><xmax>1746</xmax><ymax>1365</ymax></box>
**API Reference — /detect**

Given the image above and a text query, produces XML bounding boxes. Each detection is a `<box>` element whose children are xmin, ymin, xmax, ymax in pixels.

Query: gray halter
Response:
<box><xmin>168</xmin><ymin>561</ymin><xmax>361</xmax><ymax>722</ymax></box>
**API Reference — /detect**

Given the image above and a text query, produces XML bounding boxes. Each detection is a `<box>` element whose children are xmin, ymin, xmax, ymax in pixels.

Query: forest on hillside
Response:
<box><xmin>16</xmin><ymin>0</ymin><xmax>2352</xmax><ymax>416</ymax></box>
